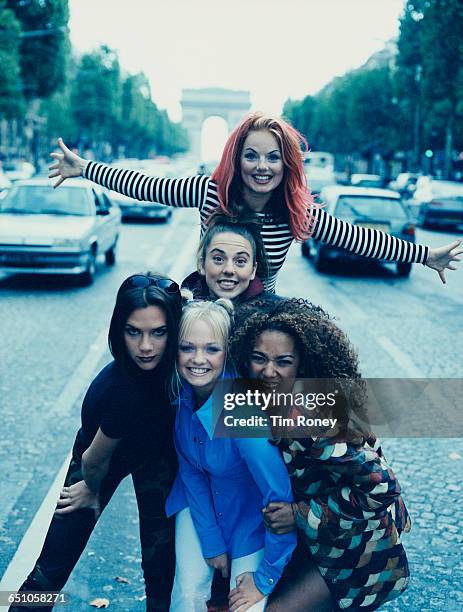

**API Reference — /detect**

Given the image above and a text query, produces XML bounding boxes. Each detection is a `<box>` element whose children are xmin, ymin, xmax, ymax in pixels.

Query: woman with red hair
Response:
<box><xmin>49</xmin><ymin>112</ymin><xmax>461</xmax><ymax>292</ymax></box>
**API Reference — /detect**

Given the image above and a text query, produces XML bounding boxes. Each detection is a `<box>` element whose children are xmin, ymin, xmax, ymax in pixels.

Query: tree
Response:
<box><xmin>6</xmin><ymin>0</ymin><xmax>70</xmax><ymax>100</ymax></box>
<box><xmin>0</xmin><ymin>0</ymin><xmax>24</xmax><ymax>119</ymax></box>
<box><xmin>420</xmin><ymin>0</ymin><xmax>463</xmax><ymax>177</ymax></box>
<box><xmin>71</xmin><ymin>46</ymin><xmax>122</xmax><ymax>156</ymax></box>
<box><xmin>41</xmin><ymin>55</ymin><xmax>78</xmax><ymax>144</ymax></box>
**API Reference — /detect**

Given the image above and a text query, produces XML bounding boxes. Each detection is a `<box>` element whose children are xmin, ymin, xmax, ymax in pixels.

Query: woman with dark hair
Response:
<box><xmin>229</xmin><ymin>298</ymin><xmax>411</xmax><ymax>611</ymax></box>
<box><xmin>182</xmin><ymin>213</ymin><xmax>270</xmax><ymax>302</ymax></box>
<box><xmin>49</xmin><ymin>112</ymin><xmax>461</xmax><ymax>292</ymax></box>
<box><xmin>10</xmin><ymin>273</ymin><xmax>183</xmax><ymax>612</ymax></box>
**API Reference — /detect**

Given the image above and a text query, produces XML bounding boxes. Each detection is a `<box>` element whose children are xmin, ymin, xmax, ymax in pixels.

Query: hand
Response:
<box><xmin>262</xmin><ymin>501</ymin><xmax>297</xmax><ymax>534</ymax></box>
<box><xmin>55</xmin><ymin>480</ymin><xmax>101</xmax><ymax>519</ymax></box>
<box><xmin>49</xmin><ymin>138</ymin><xmax>87</xmax><ymax>188</ymax></box>
<box><xmin>425</xmin><ymin>239</ymin><xmax>462</xmax><ymax>284</ymax></box>
<box><xmin>229</xmin><ymin>572</ymin><xmax>264</xmax><ymax>611</ymax></box>
<box><xmin>205</xmin><ymin>552</ymin><xmax>230</xmax><ymax>578</ymax></box>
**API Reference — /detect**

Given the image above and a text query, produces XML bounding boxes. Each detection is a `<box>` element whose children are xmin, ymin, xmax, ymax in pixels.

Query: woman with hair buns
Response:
<box><xmin>49</xmin><ymin>112</ymin><xmax>461</xmax><ymax>293</ymax></box>
<box><xmin>166</xmin><ymin>299</ymin><xmax>296</xmax><ymax>611</ymax></box>
<box><xmin>10</xmin><ymin>273</ymin><xmax>183</xmax><ymax>612</ymax></box>
<box><xmin>181</xmin><ymin>213</ymin><xmax>271</xmax><ymax>303</ymax></box>
<box><xmin>229</xmin><ymin>298</ymin><xmax>411</xmax><ymax>611</ymax></box>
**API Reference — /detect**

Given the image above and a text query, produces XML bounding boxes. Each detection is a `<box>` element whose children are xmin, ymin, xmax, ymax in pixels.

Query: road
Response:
<box><xmin>0</xmin><ymin>212</ymin><xmax>462</xmax><ymax>610</ymax></box>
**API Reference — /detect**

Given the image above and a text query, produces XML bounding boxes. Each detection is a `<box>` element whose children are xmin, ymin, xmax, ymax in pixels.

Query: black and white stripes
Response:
<box><xmin>85</xmin><ymin>161</ymin><xmax>428</xmax><ymax>293</ymax></box>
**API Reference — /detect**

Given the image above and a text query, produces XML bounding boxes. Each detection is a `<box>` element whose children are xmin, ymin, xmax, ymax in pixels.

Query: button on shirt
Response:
<box><xmin>166</xmin><ymin>382</ymin><xmax>296</xmax><ymax>596</ymax></box>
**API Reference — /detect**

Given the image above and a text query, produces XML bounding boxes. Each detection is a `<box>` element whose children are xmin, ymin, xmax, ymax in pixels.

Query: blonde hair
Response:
<box><xmin>171</xmin><ymin>299</ymin><xmax>234</xmax><ymax>397</ymax></box>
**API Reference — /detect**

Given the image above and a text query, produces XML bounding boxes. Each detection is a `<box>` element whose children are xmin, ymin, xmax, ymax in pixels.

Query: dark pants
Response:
<box><xmin>10</xmin><ymin>455</ymin><xmax>175</xmax><ymax>612</ymax></box>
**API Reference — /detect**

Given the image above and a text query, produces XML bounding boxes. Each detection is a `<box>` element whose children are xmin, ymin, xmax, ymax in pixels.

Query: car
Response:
<box><xmin>350</xmin><ymin>174</ymin><xmax>383</xmax><ymax>188</ymax></box>
<box><xmin>2</xmin><ymin>159</ymin><xmax>36</xmax><ymax>182</ymax></box>
<box><xmin>303</xmin><ymin>152</ymin><xmax>337</xmax><ymax>199</ymax></box>
<box><xmin>0</xmin><ymin>178</ymin><xmax>121</xmax><ymax>285</ymax></box>
<box><xmin>107</xmin><ymin>160</ymin><xmax>172</xmax><ymax>222</ymax></box>
<box><xmin>301</xmin><ymin>186</ymin><xmax>416</xmax><ymax>277</ymax></box>
<box><xmin>0</xmin><ymin>167</ymin><xmax>12</xmax><ymax>193</ymax></box>
<box><xmin>388</xmin><ymin>172</ymin><xmax>420</xmax><ymax>199</ymax></box>
<box><xmin>411</xmin><ymin>178</ymin><xmax>463</xmax><ymax>230</ymax></box>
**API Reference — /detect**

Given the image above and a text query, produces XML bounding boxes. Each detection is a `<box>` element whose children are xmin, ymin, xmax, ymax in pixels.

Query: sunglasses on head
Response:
<box><xmin>121</xmin><ymin>274</ymin><xmax>180</xmax><ymax>294</ymax></box>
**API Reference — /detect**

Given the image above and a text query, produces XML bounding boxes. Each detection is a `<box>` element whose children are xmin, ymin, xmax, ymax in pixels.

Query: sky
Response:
<box><xmin>69</xmin><ymin>0</ymin><xmax>405</xmax><ymax>159</ymax></box>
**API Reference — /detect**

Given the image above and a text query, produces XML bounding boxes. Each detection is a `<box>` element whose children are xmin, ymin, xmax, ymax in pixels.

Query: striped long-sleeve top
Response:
<box><xmin>84</xmin><ymin>162</ymin><xmax>429</xmax><ymax>293</ymax></box>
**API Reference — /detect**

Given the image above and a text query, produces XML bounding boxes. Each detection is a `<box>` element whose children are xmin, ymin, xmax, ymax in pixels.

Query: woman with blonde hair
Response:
<box><xmin>49</xmin><ymin>112</ymin><xmax>461</xmax><ymax>293</ymax></box>
<box><xmin>166</xmin><ymin>299</ymin><xmax>296</xmax><ymax>611</ymax></box>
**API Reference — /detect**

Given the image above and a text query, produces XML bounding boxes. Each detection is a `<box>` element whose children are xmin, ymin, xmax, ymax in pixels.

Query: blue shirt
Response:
<box><xmin>166</xmin><ymin>382</ymin><xmax>296</xmax><ymax>595</ymax></box>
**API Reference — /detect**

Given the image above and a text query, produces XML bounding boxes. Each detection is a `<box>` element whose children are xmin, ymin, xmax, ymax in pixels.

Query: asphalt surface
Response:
<box><xmin>0</xmin><ymin>213</ymin><xmax>462</xmax><ymax>610</ymax></box>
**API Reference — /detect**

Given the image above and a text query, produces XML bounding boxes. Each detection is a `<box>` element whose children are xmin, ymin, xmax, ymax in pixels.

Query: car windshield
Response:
<box><xmin>432</xmin><ymin>182</ymin><xmax>463</xmax><ymax>198</ymax></box>
<box><xmin>335</xmin><ymin>196</ymin><xmax>407</xmax><ymax>220</ymax></box>
<box><xmin>0</xmin><ymin>186</ymin><xmax>92</xmax><ymax>216</ymax></box>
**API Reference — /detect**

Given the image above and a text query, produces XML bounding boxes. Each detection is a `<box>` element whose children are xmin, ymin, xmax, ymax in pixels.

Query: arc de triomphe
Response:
<box><xmin>180</xmin><ymin>88</ymin><xmax>251</xmax><ymax>161</ymax></box>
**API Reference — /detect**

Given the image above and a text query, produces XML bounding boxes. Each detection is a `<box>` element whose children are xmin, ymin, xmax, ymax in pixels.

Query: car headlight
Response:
<box><xmin>53</xmin><ymin>238</ymin><xmax>81</xmax><ymax>247</ymax></box>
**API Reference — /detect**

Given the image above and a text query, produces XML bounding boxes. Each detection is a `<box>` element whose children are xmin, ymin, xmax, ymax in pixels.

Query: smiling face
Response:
<box><xmin>178</xmin><ymin>318</ymin><xmax>226</xmax><ymax>400</ymax></box>
<box><xmin>124</xmin><ymin>305</ymin><xmax>168</xmax><ymax>371</ymax></box>
<box><xmin>249</xmin><ymin>330</ymin><xmax>300</xmax><ymax>394</ymax></box>
<box><xmin>200</xmin><ymin>231</ymin><xmax>257</xmax><ymax>300</ymax></box>
<box><xmin>240</xmin><ymin>129</ymin><xmax>285</xmax><ymax>210</ymax></box>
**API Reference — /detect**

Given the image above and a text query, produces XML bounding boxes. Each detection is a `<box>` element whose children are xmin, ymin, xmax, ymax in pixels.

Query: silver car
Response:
<box><xmin>0</xmin><ymin>178</ymin><xmax>121</xmax><ymax>285</ymax></box>
<box><xmin>301</xmin><ymin>186</ymin><xmax>416</xmax><ymax>277</ymax></box>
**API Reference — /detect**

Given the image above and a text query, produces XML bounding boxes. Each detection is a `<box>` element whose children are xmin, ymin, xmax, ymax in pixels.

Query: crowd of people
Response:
<box><xmin>11</xmin><ymin>112</ymin><xmax>462</xmax><ymax>611</ymax></box>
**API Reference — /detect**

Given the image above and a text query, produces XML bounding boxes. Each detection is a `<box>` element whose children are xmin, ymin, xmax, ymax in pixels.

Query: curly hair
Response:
<box><xmin>230</xmin><ymin>298</ymin><xmax>370</xmax><ymax>437</ymax></box>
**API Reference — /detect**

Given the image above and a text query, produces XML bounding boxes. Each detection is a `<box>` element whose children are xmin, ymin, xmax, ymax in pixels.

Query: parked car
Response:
<box><xmin>0</xmin><ymin>178</ymin><xmax>121</xmax><ymax>285</ymax></box>
<box><xmin>108</xmin><ymin>191</ymin><xmax>172</xmax><ymax>222</ymax></box>
<box><xmin>350</xmin><ymin>174</ymin><xmax>383</xmax><ymax>188</ymax></box>
<box><xmin>388</xmin><ymin>173</ymin><xmax>420</xmax><ymax>199</ymax></box>
<box><xmin>303</xmin><ymin>152</ymin><xmax>337</xmax><ymax>199</ymax></box>
<box><xmin>411</xmin><ymin>178</ymin><xmax>463</xmax><ymax>230</ymax></box>
<box><xmin>0</xmin><ymin>168</ymin><xmax>12</xmax><ymax>193</ymax></box>
<box><xmin>3</xmin><ymin>160</ymin><xmax>36</xmax><ymax>182</ymax></box>
<box><xmin>107</xmin><ymin>160</ymin><xmax>172</xmax><ymax>222</ymax></box>
<box><xmin>301</xmin><ymin>186</ymin><xmax>416</xmax><ymax>277</ymax></box>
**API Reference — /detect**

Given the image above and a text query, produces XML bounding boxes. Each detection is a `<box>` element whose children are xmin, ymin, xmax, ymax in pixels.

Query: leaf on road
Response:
<box><xmin>115</xmin><ymin>576</ymin><xmax>129</xmax><ymax>584</ymax></box>
<box><xmin>89</xmin><ymin>597</ymin><xmax>110</xmax><ymax>608</ymax></box>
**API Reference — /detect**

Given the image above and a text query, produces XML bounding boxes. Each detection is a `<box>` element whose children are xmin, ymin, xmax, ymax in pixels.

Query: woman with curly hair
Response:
<box><xmin>49</xmin><ymin>112</ymin><xmax>461</xmax><ymax>293</ymax></box>
<box><xmin>229</xmin><ymin>298</ymin><xmax>411</xmax><ymax>611</ymax></box>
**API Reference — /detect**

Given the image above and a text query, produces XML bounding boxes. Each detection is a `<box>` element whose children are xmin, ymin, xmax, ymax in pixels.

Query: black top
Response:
<box><xmin>73</xmin><ymin>360</ymin><xmax>176</xmax><ymax>471</ymax></box>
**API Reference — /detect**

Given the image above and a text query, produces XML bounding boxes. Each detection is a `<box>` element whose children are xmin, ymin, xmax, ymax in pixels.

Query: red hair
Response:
<box><xmin>211</xmin><ymin>112</ymin><xmax>318</xmax><ymax>241</ymax></box>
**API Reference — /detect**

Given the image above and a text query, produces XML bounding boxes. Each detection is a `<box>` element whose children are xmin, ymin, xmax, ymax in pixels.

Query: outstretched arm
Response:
<box><xmin>49</xmin><ymin>138</ymin><xmax>87</xmax><ymax>187</ymax></box>
<box><xmin>49</xmin><ymin>138</ymin><xmax>210</xmax><ymax>209</ymax></box>
<box><xmin>311</xmin><ymin>207</ymin><xmax>462</xmax><ymax>283</ymax></box>
<box><xmin>425</xmin><ymin>239</ymin><xmax>462</xmax><ymax>284</ymax></box>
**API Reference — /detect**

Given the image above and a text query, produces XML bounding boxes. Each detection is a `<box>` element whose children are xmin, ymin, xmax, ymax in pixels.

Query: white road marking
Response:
<box><xmin>375</xmin><ymin>336</ymin><xmax>425</xmax><ymax>378</ymax></box>
<box><xmin>0</xmin><ymin>453</ymin><xmax>71</xmax><ymax>595</ymax></box>
<box><xmin>0</xmin><ymin>223</ymin><xmax>199</xmax><ymax>594</ymax></box>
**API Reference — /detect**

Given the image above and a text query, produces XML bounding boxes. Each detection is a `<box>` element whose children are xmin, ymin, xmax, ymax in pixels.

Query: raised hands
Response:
<box><xmin>425</xmin><ymin>239</ymin><xmax>463</xmax><ymax>284</ymax></box>
<box><xmin>49</xmin><ymin>138</ymin><xmax>88</xmax><ymax>188</ymax></box>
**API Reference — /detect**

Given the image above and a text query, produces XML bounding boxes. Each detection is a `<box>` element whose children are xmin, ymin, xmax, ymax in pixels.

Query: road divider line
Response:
<box><xmin>376</xmin><ymin>336</ymin><xmax>425</xmax><ymax>378</ymax></box>
<box><xmin>0</xmin><ymin>227</ymin><xmax>200</xmax><ymax>593</ymax></box>
<box><xmin>144</xmin><ymin>246</ymin><xmax>163</xmax><ymax>269</ymax></box>
<box><xmin>328</xmin><ymin>287</ymin><xmax>368</xmax><ymax>321</ymax></box>
<box><xmin>0</xmin><ymin>453</ymin><xmax>72</xmax><ymax>596</ymax></box>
